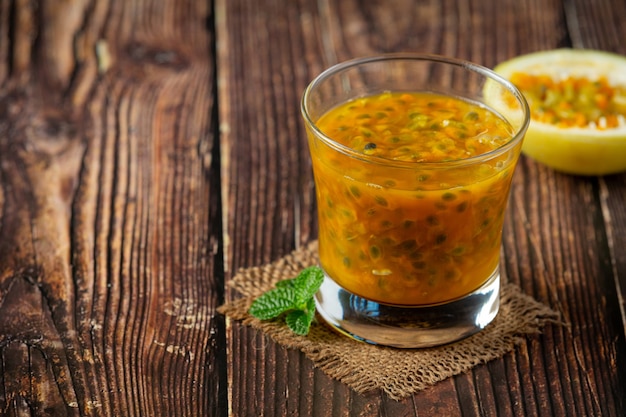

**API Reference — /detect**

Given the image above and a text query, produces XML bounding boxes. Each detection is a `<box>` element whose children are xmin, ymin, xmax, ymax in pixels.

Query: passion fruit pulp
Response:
<box><xmin>494</xmin><ymin>48</ymin><xmax>626</xmax><ymax>176</ymax></box>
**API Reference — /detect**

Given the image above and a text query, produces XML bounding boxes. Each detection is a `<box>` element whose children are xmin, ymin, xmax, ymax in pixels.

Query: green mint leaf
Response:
<box><xmin>292</xmin><ymin>266</ymin><xmax>324</xmax><ymax>305</ymax></box>
<box><xmin>247</xmin><ymin>266</ymin><xmax>325</xmax><ymax>336</ymax></box>
<box><xmin>284</xmin><ymin>291</ymin><xmax>318</xmax><ymax>335</ymax></box>
<box><xmin>248</xmin><ymin>286</ymin><xmax>298</xmax><ymax>320</ymax></box>
<box><xmin>286</xmin><ymin>309</ymin><xmax>313</xmax><ymax>335</ymax></box>
<box><xmin>304</xmin><ymin>297</ymin><xmax>316</xmax><ymax>322</ymax></box>
<box><xmin>275</xmin><ymin>278</ymin><xmax>297</xmax><ymax>289</ymax></box>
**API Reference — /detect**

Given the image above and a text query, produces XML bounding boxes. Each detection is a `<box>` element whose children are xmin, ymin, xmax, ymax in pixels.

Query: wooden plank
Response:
<box><xmin>503</xmin><ymin>161</ymin><xmax>625</xmax><ymax>416</ymax></box>
<box><xmin>564</xmin><ymin>0</ymin><xmax>626</xmax><ymax>413</ymax></box>
<box><xmin>564</xmin><ymin>0</ymin><xmax>626</xmax><ymax>52</ymax></box>
<box><xmin>565</xmin><ymin>0</ymin><xmax>626</xmax><ymax>377</ymax></box>
<box><xmin>0</xmin><ymin>1</ymin><xmax>224</xmax><ymax>415</ymax></box>
<box><xmin>219</xmin><ymin>0</ymin><xmax>626</xmax><ymax>416</ymax></box>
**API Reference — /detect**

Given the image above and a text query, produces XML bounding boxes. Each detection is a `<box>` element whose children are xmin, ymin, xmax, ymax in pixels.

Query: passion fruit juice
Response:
<box><xmin>307</xmin><ymin>92</ymin><xmax>521</xmax><ymax>306</ymax></box>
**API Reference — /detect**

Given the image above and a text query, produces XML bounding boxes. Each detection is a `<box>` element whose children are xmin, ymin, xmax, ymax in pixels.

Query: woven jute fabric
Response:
<box><xmin>218</xmin><ymin>241</ymin><xmax>562</xmax><ymax>400</ymax></box>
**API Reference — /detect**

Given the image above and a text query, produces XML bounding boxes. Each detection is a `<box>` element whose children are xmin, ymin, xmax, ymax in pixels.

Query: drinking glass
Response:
<box><xmin>301</xmin><ymin>54</ymin><xmax>529</xmax><ymax>348</ymax></box>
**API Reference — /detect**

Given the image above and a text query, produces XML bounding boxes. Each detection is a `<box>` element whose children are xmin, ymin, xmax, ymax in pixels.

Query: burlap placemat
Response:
<box><xmin>218</xmin><ymin>241</ymin><xmax>562</xmax><ymax>400</ymax></box>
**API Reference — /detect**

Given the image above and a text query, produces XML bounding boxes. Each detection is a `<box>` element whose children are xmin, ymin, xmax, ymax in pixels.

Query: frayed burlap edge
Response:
<box><xmin>218</xmin><ymin>241</ymin><xmax>563</xmax><ymax>400</ymax></box>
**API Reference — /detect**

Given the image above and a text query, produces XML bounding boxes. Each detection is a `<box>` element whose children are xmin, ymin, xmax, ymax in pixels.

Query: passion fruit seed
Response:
<box><xmin>380</xmin><ymin>220</ymin><xmax>393</xmax><ymax>229</ymax></box>
<box><xmin>426</xmin><ymin>215</ymin><xmax>439</xmax><ymax>226</ymax></box>
<box><xmin>456</xmin><ymin>201</ymin><xmax>468</xmax><ymax>212</ymax></box>
<box><xmin>465</xmin><ymin>111</ymin><xmax>480</xmax><ymax>121</ymax></box>
<box><xmin>435</xmin><ymin>234</ymin><xmax>447</xmax><ymax>245</ymax></box>
<box><xmin>451</xmin><ymin>246</ymin><xmax>466</xmax><ymax>256</ymax></box>
<box><xmin>374</xmin><ymin>196</ymin><xmax>388</xmax><ymax>206</ymax></box>
<box><xmin>361</xmin><ymin>128</ymin><xmax>374</xmax><ymax>138</ymax></box>
<box><xmin>399</xmin><ymin>239</ymin><xmax>418</xmax><ymax>250</ymax></box>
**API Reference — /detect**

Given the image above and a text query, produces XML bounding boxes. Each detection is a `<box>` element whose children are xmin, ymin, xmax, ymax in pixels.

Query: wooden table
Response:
<box><xmin>1</xmin><ymin>0</ymin><xmax>625</xmax><ymax>415</ymax></box>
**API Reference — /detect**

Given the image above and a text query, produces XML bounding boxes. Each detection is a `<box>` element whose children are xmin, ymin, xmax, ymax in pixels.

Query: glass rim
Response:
<box><xmin>301</xmin><ymin>53</ymin><xmax>530</xmax><ymax>169</ymax></box>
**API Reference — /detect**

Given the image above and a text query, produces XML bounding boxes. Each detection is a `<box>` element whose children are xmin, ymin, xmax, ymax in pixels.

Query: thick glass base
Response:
<box><xmin>314</xmin><ymin>268</ymin><xmax>500</xmax><ymax>348</ymax></box>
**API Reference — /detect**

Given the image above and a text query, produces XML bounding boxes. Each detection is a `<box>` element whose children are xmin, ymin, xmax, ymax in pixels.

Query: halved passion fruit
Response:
<box><xmin>494</xmin><ymin>49</ymin><xmax>626</xmax><ymax>175</ymax></box>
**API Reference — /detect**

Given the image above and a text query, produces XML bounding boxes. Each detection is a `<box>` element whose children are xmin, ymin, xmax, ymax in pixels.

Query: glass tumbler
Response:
<box><xmin>301</xmin><ymin>54</ymin><xmax>529</xmax><ymax>348</ymax></box>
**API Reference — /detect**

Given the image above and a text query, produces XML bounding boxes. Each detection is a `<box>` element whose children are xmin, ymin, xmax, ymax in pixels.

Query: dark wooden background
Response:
<box><xmin>0</xmin><ymin>0</ymin><xmax>624</xmax><ymax>415</ymax></box>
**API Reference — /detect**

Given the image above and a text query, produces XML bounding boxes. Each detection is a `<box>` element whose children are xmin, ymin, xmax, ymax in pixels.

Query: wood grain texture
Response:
<box><xmin>219</xmin><ymin>0</ymin><xmax>626</xmax><ymax>416</ymax></box>
<box><xmin>1</xmin><ymin>0</ymin><xmax>624</xmax><ymax>416</ymax></box>
<box><xmin>0</xmin><ymin>0</ymin><xmax>225</xmax><ymax>416</ymax></box>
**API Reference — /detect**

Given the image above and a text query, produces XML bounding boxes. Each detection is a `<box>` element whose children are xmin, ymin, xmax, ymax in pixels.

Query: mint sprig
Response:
<box><xmin>248</xmin><ymin>266</ymin><xmax>324</xmax><ymax>335</ymax></box>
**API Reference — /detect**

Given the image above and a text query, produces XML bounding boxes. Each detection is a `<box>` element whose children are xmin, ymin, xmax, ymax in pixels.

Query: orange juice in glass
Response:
<box><xmin>302</xmin><ymin>54</ymin><xmax>529</xmax><ymax>348</ymax></box>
